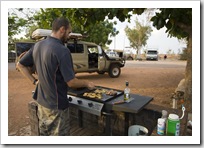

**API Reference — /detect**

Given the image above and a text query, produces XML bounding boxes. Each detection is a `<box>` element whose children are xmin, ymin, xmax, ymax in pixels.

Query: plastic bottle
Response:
<box><xmin>162</xmin><ymin>110</ymin><xmax>168</xmax><ymax>133</ymax></box>
<box><xmin>157</xmin><ymin>118</ymin><xmax>165</xmax><ymax>135</ymax></box>
<box><xmin>162</xmin><ymin>110</ymin><xmax>168</xmax><ymax>121</ymax></box>
<box><xmin>124</xmin><ymin>81</ymin><xmax>130</xmax><ymax>102</ymax></box>
<box><xmin>157</xmin><ymin>110</ymin><xmax>168</xmax><ymax>135</ymax></box>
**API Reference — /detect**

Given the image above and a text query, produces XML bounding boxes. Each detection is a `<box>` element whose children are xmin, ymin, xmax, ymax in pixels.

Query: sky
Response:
<box><xmin>108</xmin><ymin>12</ymin><xmax>187</xmax><ymax>54</ymax></box>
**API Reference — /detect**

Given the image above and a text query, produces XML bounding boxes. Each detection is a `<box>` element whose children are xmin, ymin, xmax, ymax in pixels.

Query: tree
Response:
<box><xmin>8</xmin><ymin>8</ymin><xmax>39</xmax><ymax>43</ymax></box>
<box><xmin>8</xmin><ymin>8</ymin><xmax>145</xmax><ymax>46</ymax></box>
<box><xmin>82</xmin><ymin>20</ymin><xmax>119</xmax><ymax>46</ymax></box>
<box><xmin>151</xmin><ymin>8</ymin><xmax>192</xmax><ymax>101</ymax></box>
<box><xmin>8</xmin><ymin>14</ymin><xmax>26</xmax><ymax>43</ymax></box>
<box><xmin>125</xmin><ymin>20</ymin><xmax>152</xmax><ymax>60</ymax></box>
<box><xmin>24</xmin><ymin>8</ymin><xmax>120</xmax><ymax>47</ymax></box>
<box><xmin>179</xmin><ymin>48</ymin><xmax>188</xmax><ymax>60</ymax></box>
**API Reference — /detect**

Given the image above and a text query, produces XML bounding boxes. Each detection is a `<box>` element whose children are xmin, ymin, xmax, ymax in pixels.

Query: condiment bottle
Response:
<box><xmin>124</xmin><ymin>81</ymin><xmax>130</xmax><ymax>102</ymax></box>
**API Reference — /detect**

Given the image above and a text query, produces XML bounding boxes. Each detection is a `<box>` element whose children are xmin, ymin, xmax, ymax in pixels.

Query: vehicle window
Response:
<box><xmin>147</xmin><ymin>51</ymin><xmax>157</xmax><ymax>54</ymax></box>
<box><xmin>67</xmin><ymin>43</ymin><xmax>84</xmax><ymax>53</ymax></box>
<box><xmin>15</xmin><ymin>42</ymin><xmax>35</xmax><ymax>56</ymax></box>
<box><xmin>88</xmin><ymin>46</ymin><xmax>98</xmax><ymax>53</ymax></box>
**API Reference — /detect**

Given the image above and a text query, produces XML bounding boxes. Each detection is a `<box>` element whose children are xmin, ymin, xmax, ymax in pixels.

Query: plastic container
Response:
<box><xmin>157</xmin><ymin>118</ymin><xmax>166</xmax><ymax>135</ymax></box>
<box><xmin>166</xmin><ymin>114</ymin><xmax>180</xmax><ymax>136</ymax></box>
<box><xmin>128</xmin><ymin>125</ymin><xmax>148</xmax><ymax>136</ymax></box>
<box><xmin>162</xmin><ymin>110</ymin><xmax>168</xmax><ymax>121</ymax></box>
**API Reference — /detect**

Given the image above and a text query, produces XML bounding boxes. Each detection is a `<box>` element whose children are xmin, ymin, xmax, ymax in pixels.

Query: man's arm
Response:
<box><xmin>67</xmin><ymin>77</ymin><xmax>95</xmax><ymax>90</ymax></box>
<box><xmin>17</xmin><ymin>62</ymin><xmax>38</xmax><ymax>85</ymax></box>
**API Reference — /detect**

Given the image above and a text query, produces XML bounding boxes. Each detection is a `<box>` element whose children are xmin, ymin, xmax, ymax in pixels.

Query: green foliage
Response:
<box><xmin>9</xmin><ymin>8</ymin><xmax>192</xmax><ymax>46</ymax></box>
<box><xmin>8</xmin><ymin>43</ymin><xmax>15</xmax><ymax>51</ymax></box>
<box><xmin>150</xmin><ymin>8</ymin><xmax>192</xmax><ymax>39</ymax></box>
<box><xmin>8</xmin><ymin>8</ymin><xmax>38</xmax><ymax>43</ymax></box>
<box><xmin>8</xmin><ymin>8</ymin><xmax>146</xmax><ymax>47</ymax></box>
<box><xmin>31</xmin><ymin>8</ymin><xmax>121</xmax><ymax>46</ymax></box>
<box><xmin>179</xmin><ymin>48</ymin><xmax>188</xmax><ymax>60</ymax></box>
<box><xmin>8</xmin><ymin>15</ymin><xmax>27</xmax><ymax>43</ymax></box>
<box><xmin>125</xmin><ymin>21</ymin><xmax>152</xmax><ymax>51</ymax></box>
<box><xmin>82</xmin><ymin>20</ymin><xmax>119</xmax><ymax>46</ymax></box>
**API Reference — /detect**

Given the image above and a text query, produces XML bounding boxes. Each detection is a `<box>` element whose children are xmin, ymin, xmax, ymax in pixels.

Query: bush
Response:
<box><xmin>179</xmin><ymin>48</ymin><xmax>188</xmax><ymax>60</ymax></box>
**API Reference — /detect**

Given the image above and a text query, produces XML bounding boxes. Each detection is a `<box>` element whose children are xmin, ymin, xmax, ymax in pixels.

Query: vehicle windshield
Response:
<box><xmin>147</xmin><ymin>51</ymin><xmax>157</xmax><ymax>54</ymax></box>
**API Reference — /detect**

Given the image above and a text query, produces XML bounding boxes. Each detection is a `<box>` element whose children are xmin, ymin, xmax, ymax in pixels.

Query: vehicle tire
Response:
<box><xmin>108</xmin><ymin>64</ymin><xmax>121</xmax><ymax>78</ymax></box>
<box><xmin>127</xmin><ymin>57</ymin><xmax>133</xmax><ymax>60</ymax></box>
<box><xmin>97</xmin><ymin>71</ymin><xmax>105</xmax><ymax>75</ymax></box>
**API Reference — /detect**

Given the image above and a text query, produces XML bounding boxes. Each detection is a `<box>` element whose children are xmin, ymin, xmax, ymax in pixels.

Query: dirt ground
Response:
<box><xmin>7</xmin><ymin>60</ymin><xmax>191</xmax><ymax>135</ymax></box>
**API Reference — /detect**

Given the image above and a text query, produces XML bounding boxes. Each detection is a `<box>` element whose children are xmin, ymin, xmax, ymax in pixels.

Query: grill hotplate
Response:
<box><xmin>68</xmin><ymin>86</ymin><xmax>124</xmax><ymax>103</ymax></box>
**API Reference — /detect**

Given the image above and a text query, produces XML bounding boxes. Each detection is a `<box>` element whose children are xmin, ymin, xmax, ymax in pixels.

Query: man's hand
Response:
<box><xmin>33</xmin><ymin>79</ymin><xmax>39</xmax><ymax>85</ymax></box>
<box><xmin>86</xmin><ymin>82</ymin><xmax>95</xmax><ymax>90</ymax></box>
<box><xmin>67</xmin><ymin>78</ymin><xmax>96</xmax><ymax>90</ymax></box>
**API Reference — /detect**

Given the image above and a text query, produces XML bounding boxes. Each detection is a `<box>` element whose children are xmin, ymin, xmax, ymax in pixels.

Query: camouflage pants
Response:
<box><xmin>37</xmin><ymin>103</ymin><xmax>70</xmax><ymax>136</ymax></box>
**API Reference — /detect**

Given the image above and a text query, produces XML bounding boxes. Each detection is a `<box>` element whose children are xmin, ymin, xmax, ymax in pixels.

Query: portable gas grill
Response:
<box><xmin>67</xmin><ymin>86</ymin><xmax>123</xmax><ymax>116</ymax></box>
<box><xmin>67</xmin><ymin>86</ymin><xmax>153</xmax><ymax>136</ymax></box>
<box><xmin>29</xmin><ymin>86</ymin><xmax>152</xmax><ymax>136</ymax></box>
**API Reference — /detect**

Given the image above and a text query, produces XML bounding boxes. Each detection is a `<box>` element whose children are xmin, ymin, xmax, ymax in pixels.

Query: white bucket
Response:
<box><xmin>128</xmin><ymin>125</ymin><xmax>148</xmax><ymax>136</ymax></box>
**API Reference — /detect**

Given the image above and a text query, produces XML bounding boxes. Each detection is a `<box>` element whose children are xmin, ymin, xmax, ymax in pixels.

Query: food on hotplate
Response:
<box><xmin>105</xmin><ymin>89</ymin><xmax>117</xmax><ymax>96</ymax></box>
<box><xmin>94</xmin><ymin>89</ymin><xmax>107</xmax><ymax>94</ymax></box>
<box><xmin>94</xmin><ymin>88</ymin><xmax>117</xmax><ymax>95</ymax></box>
<box><xmin>83</xmin><ymin>92</ymin><xmax>102</xmax><ymax>99</ymax></box>
<box><xmin>82</xmin><ymin>88</ymin><xmax>118</xmax><ymax>99</ymax></box>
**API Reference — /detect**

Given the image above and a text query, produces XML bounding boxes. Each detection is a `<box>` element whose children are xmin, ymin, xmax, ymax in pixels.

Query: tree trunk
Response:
<box><xmin>184</xmin><ymin>32</ymin><xmax>192</xmax><ymax>101</ymax></box>
<box><xmin>137</xmin><ymin>47</ymin><xmax>142</xmax><ymax>60</ymax></box>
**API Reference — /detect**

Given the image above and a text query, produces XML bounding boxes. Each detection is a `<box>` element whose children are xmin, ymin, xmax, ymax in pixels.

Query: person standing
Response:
<box><xmin>164</xmin><ymin>54</ymin><xmax>167</xmax><ymax>60</ymax></box>
<box><xmin>17</xmin><ymin>18</ymin><xmax>95</xmax><ymax>136</ymax></box>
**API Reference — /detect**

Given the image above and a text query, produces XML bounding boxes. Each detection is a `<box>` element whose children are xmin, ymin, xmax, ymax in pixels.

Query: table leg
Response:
<box><xmin>124</xmin><ymin>112</ymin><xmax>129</xmax><ymax>136</ymax></box>
<box><xmin>78</xmin><ymin>110</ymin><xmax>83</xmax><ymax>128</ymax></box>
<box><xmin>103</xmin><ymin>112</ymin><xmax>113</xmax><ymax>136</ymax></box>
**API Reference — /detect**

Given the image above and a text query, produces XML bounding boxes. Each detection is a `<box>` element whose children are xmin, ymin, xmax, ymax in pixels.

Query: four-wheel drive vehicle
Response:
<box><xmin>146</xmin><ymin>49</ymin><xmax>159</xmax><ymax>61</ymax></box>
<box><xmin>15</xmin><ymin>29</ymin><xmax>125</xmax><ymax>78</ymax></box>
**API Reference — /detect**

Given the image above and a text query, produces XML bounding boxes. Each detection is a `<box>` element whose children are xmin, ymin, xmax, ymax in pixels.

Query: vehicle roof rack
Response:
<box><xmin>69</xmin><ymin>33</ymin><xmax>83</xmax><ymax>40</ymax></box>
<box><xmin>31</xmin><ymin>29</ymin><xmax>51</xmax><ymax>40</ymax></box>
<box><xmin>31</xmin><ymin>29</ymin><xmax>83</xmax><ymax>40</ymax></box>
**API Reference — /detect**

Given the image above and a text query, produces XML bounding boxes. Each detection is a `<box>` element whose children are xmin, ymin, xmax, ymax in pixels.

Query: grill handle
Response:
<box><xmin>102</xmin><ymin>112</ymin><xmax>113</xmax><ymax>116</ymax></box>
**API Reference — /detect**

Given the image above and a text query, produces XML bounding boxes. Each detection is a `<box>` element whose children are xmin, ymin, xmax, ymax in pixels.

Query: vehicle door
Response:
<box><xmin>97</xmin><ymin>46</ymin><xmax>106</xmax><ymax>71</ymax></box>
<box><xmin>67</xmin><ymin>42</ymin><xmax>88</xmax><ymax>72</ymax></box>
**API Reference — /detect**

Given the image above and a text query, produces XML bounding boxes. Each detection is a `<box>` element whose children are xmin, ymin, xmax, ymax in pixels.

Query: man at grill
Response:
<box><xmin>17</xmin><ymin>17</ymin><xmax>95</xmax><ymax>136</ymax></box>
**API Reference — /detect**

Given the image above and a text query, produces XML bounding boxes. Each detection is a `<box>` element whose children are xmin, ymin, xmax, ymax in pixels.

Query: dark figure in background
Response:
<box><xmin>164</xmin><ymin>55</ymin><xmax>167</xmax><ymax>60</ymax></box>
